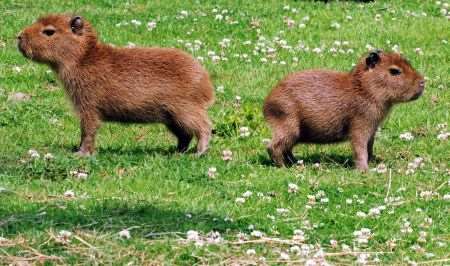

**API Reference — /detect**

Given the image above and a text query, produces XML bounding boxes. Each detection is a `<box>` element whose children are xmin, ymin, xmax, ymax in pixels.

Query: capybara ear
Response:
<box><xmin>366</xmin><ymin>50</ymin><xmax>381</xmax><ymax>69</ymax></box>
<box><xmin>70</xmin><ymin>16</ymin><xmax>83</xmax><ymax>35</ymax></box>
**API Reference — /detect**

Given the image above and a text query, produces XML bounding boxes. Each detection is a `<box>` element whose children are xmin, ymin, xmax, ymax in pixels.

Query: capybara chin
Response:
<box><xmin>263</xmin><ymin>50</ymin><xmax>425</xmax><ymax>171</ymax></box>
<box><xmin>18</xmin><ymin>14</ymin><xmax>214</xmax><ymax>156</ymax></box>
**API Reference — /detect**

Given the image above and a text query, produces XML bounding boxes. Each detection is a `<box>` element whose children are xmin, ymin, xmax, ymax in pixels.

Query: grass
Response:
<box><xmin>0</xmin><ymin>0</ymin><xmax>449</xmax><ymax>264</ymax></box>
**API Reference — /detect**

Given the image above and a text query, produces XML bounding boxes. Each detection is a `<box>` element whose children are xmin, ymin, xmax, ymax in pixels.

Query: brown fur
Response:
<box><xmin>263</xmin><ymin>51</ymin><xmax>425</xmax><ymax>171</ymax></box>
<box><xmin>18</xmin><ymin>14</ymin><xmax>215</xmax><ymax>156</ymax></box>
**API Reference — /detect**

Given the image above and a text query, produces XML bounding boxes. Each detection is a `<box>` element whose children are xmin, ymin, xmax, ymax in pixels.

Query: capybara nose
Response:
<box><xmin>419</xmin><ymin>80</ymin><xmax>425</xmax><ymax>89</ymax></box>
<box><xmin>17</xmin><ymin>32</ymin><xmax>24</xmax><ymax>41</ymax></box>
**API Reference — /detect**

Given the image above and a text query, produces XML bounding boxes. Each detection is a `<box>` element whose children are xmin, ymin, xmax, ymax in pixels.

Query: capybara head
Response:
<box><xmin>355</xmin><ymin>50</ymin><xmax>425</xmax><ymax>103</ymax></box>
<box><xmin>17</xmin><ymin>14</ymin><xmax>97</xmax><ymax>65</ymax></box>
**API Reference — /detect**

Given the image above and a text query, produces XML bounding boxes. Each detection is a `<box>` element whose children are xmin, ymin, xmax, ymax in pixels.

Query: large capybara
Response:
<box><xmin>263</xmin><ymin>50</ymin><xmax>425</xmax><ymax>171</ymax></box>
<box><xmin>18</xmin><ymin>14</ymin><xmax>214</xmax><ymax>156</ymax></box>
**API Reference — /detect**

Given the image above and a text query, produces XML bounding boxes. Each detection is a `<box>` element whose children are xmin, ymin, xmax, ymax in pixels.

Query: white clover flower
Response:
<box><xmin>43</xmin><ymin>153</ymin><xmax>54</xmax><ymax>160</ymax></box>
<box><xmin>276</xmin><ymin>208</ymin><xmax>289</xmax><ymax>215</ymax></box>
<box><xmin>399</xmin><ymin>132</ymin><xmax>414</xmax><ymax>141</ymax></box>
<box><xmin>235</xmin><ymin>197</ymin><xmax>246</xmax><ymax>204</ymax></box>
<box><xmin>356</xmin><ymin>211</ymin><xmax>367</xmax><ymax>218</ymax></box>
<box><xmin>353</xmin><ymin>228</ymin><xmax>372</xmax><ymax>245</ymax></box>
<box><xmin>285</xmin><ymin>18</ymin><xmax>295</xmax><ymax>28</ymax></box>
<box><xmin>400</xmin><ymin>221</ymin><xmax>413</xmax><ymax>234</ymax></box>
<box><xmin>246</xmin><ymin>249</ymin><xmax>256</xmax><ymax>255</ymax></box>
<box><xmin>215</xmin><ymin>14</ymin><xmax>223</xmax><ymax>21</ymax></box>
<box><xmin>250</xmin><ymin>230</ymin><xmax>263</xmax><ymax>238</ymax></box>
<box><xmin>206</xmin><ymin>231</ymin><xmax>222</xmax><ymax>244</ymax></box>
<box><xmin>330</xmin><ymin>239</ymin><xmax>338</xmax><ymax>248</ymax></box>
<box><xmin>330</xmin><ymin>21</ymin><xmax>341</xmax><ymax>29</ymax></box>
<box><xmin>219</xmin><ymin>38</ymin><xmax>231</xmax><ymax>48</ymax></box>
<box><xmin>415</xmin><ymin>47</ymin><xmax>423</xmax><ymax>55</ymax></box>
<box><xmin>126</xmin><ymin>42</ymin><xmax>136</xmax><ymax>48</ymax></box>
<box><xmin>242</xmin><ymin>190</ymin><xmax>253</xmax><ymax>198</ymax></box>
<box><xmin>357</xmin><ymin>253</ymin><xmax>370</xmax><ymax>264</ymax></box>
<box><xmin>57</xmin><ymin>230</ymin><xmax>72</xmax><ymax>244</ymax></box>
<box><xmin>287</xmin><ymin>245</ymin><xmax>299</xmax><ymax>254</ymax></box>
<box><xmin>279</xmin><ymin>252</ymin><xmax>290</xmax><ymax>260</ymax></box>
<box><xmin>216</xmin><ymin>85</ymin><xmax>224</xmax><ymax>93</ymax></box>
<box><xmin>118</xmin><ymin>229</ymin><xmax>131</xmax><ymax>239</ymax></box>
<box><xmin>293</xmin><ymin>229</ymin><xmax>306</xmax><ymax>242</ymax></box>
<box><xmin>437</xmin><ymin>131</ymin><xmax>449</xmax><ymax>140</ymax></box>
<box><xmin>76</xmin><ymin>172</ymin><xmax>88</xmax><ymax>180</ymax></box>
<box><xmin>320</xmin><ymin>198</ymin><xmax>329</xmax><ymax>203</ymax></box>
<box><xmin>147</xmin><ymin>21</ymin><xmax>157</xmax><ymax>31</ymax></box>
<box><xmin>239</xmin><ymin>127</ymin><xmax>250</xmax><ymax>137</ymax></box>
<box><xmin>28</xmin><ymin>149</ymin><xmax>40</xmax><ymax>159</ymax></box>
<box><xmin>130</xmin><ymin>19</ymin><xmax>142</xmax><ymax>26</ymax></box>
<box><xmin>63</xmin><ymin>190</ymin><xmax>75</xmax><ymax>198</ymax></box>
<box><xmin>346</xmin><ymin>15</ymin><xmax>353</xmax><ymax>20</ymax></box>
<box><xmin>207</xmin><ymin>167</ymin><xmax>217</xmax><ymax>178</ymax></box>
<box><xmin>186</xmin><ymin>230</ymin><xmax>200</xmax><ymax>241</ymax></box>
<box><xmin>346</xmin><ymin>198</ymin><xmax>353</xmax><ymax>204</ymax></box>
<box><xmin>222</xmin><ymin>149</ymin><xmax>233</xmax><ymax>161</ymax></box>
<box><xmin>392</xmin><ymin>44</ymin><xmax>400</xmax><ymax>52</ymax></box>
<box><xmin>443</xmin><ymin>194</ymin><xmax>450</xmax><ymax>200</ymax></box>
<box><xmin>312</xmin><ymin>47</ymin><xmax>322</xmax><ymax>54</ymax></box>
<box><xmin>375</xmin><ymin>163</ymin><xmax>388</xmax><ymax>174</ymax></box>
<box><xmin>288</xmin><ymin>183</ymin><xmax>298</xmax><ymax>193</ymax></box>
<box><xmin>418</xmin><ymin>231</ymin><xmax>427</xmax><ymax>243</ymax></box>
<box><xmin>368</xmin><ymin>205</ymin><xmax>386</xmax><ymax>217</ymax></box>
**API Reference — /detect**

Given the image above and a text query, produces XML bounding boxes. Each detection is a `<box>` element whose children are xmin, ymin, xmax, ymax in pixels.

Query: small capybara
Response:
<box><xmin>18</xmin><ymin>14</ymin><xmax>214</xmax><ymax>156</ymax></box>
<box><xmin>263</xmin><ymin>50</ymin><xmax>425</xmax><ymax>171</ymax></box>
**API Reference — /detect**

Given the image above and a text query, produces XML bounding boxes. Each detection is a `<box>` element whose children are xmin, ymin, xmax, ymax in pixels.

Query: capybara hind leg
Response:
<box><xmin>167</xmin><ymin>122</ymin><xmax>193</xmax><ymax>153</ymax></box>
<box><xmin>176</xmin><ymin>110</ymin><xmax>211</xmax><ymax>155</ymax></box>
<box><xmin>194</xmin><ymin>114</ymin><xmax>212</xmax><ymax>155</ymax></box>
<box><xmin>268</xmin><ymin>121</ymin><xmax>299</xmax><ymax>167</ymax></box>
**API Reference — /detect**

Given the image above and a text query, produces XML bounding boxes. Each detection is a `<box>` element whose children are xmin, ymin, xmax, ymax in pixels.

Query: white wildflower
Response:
<box><xmin>399</xmin><ymin>132</ymin><xmax>414</xmax><ymax>141</ymax></box>
<box><xmin>63</xmin><ymin>190</ymin><xmax>75</xmax><ymax>198</ymax></box>
<box><xmin>207</xmin><ymin>167</ymin><xmax>217</xmax><ymax>178</ymax></box>
<box><xmin>251</xmin><ymin>230</ymin><xmax>263</xmax><ymax>238</ymax></box>
<box><xmin>353</xmin><ymin>228</ymin><xmax>372</xmax><ymax>245</ymax></box>
<box><xmin>239</xmin><ymin>127</ymin><xmax>250</xmax><ymax>137</ymax></box>
<box><xmin>147</xmin><ymin>21</ymin><xmax>157</xmax><ymax>31</ymax></box>
<box><xmin>118</xmin><ymin>229</ymin><xmax>131</xmax><ymax>239</ymax></box>
<box><xmin>246</xmin><ymin>249</ymin><xmax>256</xmax><ymax>255</ymax></box>
<box><xmin>235</xmin><ymin>197</ymin><xmax>246</xmax><ymax>204</ymax></box>
<box><xmin>288</xmin><ymin>183</ymin><xmax>298</xmax><ymax>193</ymax></box>
<box><xmin>242</xmin><ymin>191</ymin><xmax>253</xmax><ymax>198</ymax></box>
<box><xmin>222</xmin><ymin>150</ymin><xmax>233</xmax><ymax>161</ymax></box>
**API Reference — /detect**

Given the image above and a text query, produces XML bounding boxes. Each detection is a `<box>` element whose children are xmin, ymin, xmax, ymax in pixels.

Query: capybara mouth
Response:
<box><xmin>17</xmin><ymin>41</ymin><xmax>31</xmax><ymax>59</ymax></box>
<box><xmin>410</xmin><ymin>89</ymin><xmax>423</xmax><ymax>101</ymax></box>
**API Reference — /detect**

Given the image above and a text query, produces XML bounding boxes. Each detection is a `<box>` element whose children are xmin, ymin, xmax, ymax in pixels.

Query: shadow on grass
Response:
<box><xmin>253</xmin><ymin>152</ymin><xmax>355</xmax><ymax>169</ymax></box>
<box><xmin>0</xmin><ymin>198</ymin><xmax>248</xmax><ymax>238</ymax></box>
<box><xmin>64</xmin><ymin>144</ymin><xmax>192</xmax><ymax>157</ymax></box>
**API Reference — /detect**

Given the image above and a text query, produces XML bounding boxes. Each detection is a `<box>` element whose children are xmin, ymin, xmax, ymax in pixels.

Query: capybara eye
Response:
<box><xmin>389</xmin><ymin>68</ymin><xmax>401</xmax><ymax>76</ymax></box>
<box><xmin>42</xmin><ymin>29</ymin><xmax>55</xmax><ymax>36</ymax></box>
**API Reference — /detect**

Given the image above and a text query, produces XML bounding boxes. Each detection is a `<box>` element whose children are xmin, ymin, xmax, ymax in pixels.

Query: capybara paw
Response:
<box><xmin>355</xmin><ymin>162</ymin><xmax>369</xmax><ymax>172</ymax></box>
<box><xmin>74</xmin><ymin>150</ymin><xmax>93</xmax><ymax>157</ymax></box>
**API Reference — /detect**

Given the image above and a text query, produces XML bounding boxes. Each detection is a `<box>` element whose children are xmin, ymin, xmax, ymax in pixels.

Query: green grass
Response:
<box><xmin>1</xmin><ymin>0</ymin><xmax>449</xmax><ymax>264</ymax></box>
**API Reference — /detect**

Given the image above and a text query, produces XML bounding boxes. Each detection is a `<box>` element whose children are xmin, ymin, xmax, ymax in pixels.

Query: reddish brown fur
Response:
<box><xmin>263</xmin><ymin>51</ymin><xmax>425</xmax><ymax>171</ymax></box>
<box><xmin>18</xmin><ymin>14</ymin><xmax>215</xmax><ymax>156</ymax></box>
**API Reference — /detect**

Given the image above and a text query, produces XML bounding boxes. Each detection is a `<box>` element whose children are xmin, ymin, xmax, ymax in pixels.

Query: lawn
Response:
<box><xmin>0</xmin><ymin>0</ymin><xmax>449</xmax><ymax>264</ymax></box>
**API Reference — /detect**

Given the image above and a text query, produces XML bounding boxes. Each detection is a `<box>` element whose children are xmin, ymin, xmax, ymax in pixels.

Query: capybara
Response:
<box><xmin>263</xmin><ymin>50</ymin><xmax>425</xmax><ymax>171</ymax></box>
<box><xmin>18</xmin><ymin>14</ymin><xmax>214</xmax><ymax>156</ymax></box>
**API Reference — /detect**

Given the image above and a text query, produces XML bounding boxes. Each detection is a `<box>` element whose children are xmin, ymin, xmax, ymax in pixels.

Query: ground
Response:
<box><xmin>0</xmin><ymin>0</ymin><xmax>449</xmax><ymax>265</ymax></box>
